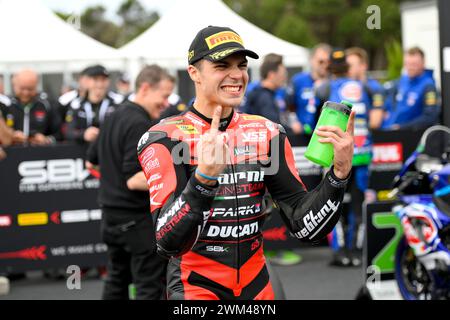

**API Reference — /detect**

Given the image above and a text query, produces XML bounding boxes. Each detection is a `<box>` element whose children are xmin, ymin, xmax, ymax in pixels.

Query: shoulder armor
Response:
<box><xmin>137</xmin><ymin>130</ymin><xmax>168</xmax><ymax>155</ymax></box>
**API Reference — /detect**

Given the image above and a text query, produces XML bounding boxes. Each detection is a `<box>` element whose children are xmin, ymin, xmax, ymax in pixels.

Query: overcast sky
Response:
<box><xmin>41</xmin><ymin>0</ymin><xmax>178</xmax><ymax>19</ymax></box>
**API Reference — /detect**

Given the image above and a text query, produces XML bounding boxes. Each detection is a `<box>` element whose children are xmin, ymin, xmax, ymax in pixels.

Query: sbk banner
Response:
<box><xmin>369</xmin><ymin>129</ymin><xmax>424</xmax><ymax>200</ymax></box>
<box><xmin>0</xmin><ymin>144</ymin><xmax>106</xmax><ymax>272</ymax></box>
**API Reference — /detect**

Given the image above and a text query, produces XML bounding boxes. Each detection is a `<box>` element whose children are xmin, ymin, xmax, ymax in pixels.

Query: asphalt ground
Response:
<box><xmin>0</xmin><ymin>247</ymin><xmax>363</xmax><ymax>300</ymax></box>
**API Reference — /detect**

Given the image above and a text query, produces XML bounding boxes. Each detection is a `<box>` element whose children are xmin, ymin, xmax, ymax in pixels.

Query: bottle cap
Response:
<box><xmin>340</xmin><ymin>100</ymin><xmax>353</xmax><ymax>109</ymax></box>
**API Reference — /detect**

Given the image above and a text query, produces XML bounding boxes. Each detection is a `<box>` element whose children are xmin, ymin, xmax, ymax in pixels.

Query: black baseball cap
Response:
<box><xmin>329</xmin><ymin>48</ymin><xmax>347</xmax><ymax>67</ymax></box>
<box><xmin>188</xmin><ymin>25</ymin><xmax>259</xmax><ymax>65</ymax></box>
<box><xmin>84</xmin><ymin>64</ymin><xmax>110</xmax><ymax>78</ymax></box>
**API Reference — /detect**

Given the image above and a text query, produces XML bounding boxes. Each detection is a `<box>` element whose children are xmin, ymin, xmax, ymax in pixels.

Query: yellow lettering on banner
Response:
<box><xmin>18</xmin><ymin>212</ymin><xmax>48</xmax><ymax>226</ymax></box>
<box><xmin>205</xmin><ymin>31</ymin><xmax>243</xmax><ymax>49</ymax></box>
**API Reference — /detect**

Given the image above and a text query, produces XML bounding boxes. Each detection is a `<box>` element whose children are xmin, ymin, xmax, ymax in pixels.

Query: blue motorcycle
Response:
<box><xmin>389</xmin><ymin>125</ymin><xmax>450</xmax><ymax>300</ymax></box>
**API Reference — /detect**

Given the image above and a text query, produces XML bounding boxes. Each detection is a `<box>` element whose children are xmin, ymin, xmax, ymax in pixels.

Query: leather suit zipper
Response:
<box><xmin>230</xmin><ymin>161</ymin><xmax>242</xmax><ymax>296</ymax></box>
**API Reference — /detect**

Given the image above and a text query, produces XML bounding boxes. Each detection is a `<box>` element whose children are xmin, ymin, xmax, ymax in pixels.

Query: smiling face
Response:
<box><xmin>144</xmin><ymin>79</ymin><xmax>174</xmax><ymax>119</ymax></box>
<box><xmin>188</xmin><ymin>53</ymin><xmax>249</xmax><ymax>110</ymax></box>
<box><xmin>13</xmin><ymin>70</ymin><xmax>38</xmax><ymax>104</ymax></box>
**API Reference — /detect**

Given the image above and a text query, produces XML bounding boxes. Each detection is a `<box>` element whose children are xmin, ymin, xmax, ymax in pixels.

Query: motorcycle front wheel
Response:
<box><xmin>395</xmin><ymin>237</ymin><xmax>434</xmax><ymax>300</ymax></box>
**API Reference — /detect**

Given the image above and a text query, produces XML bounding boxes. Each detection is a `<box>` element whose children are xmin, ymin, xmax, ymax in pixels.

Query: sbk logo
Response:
<box><xmin>206</xmin><ymin>246</ymin><xmax>229</xmax><ymax>253</ymax></box>
<box><xmin>242</xmin><ymin>131</ymin><xmax>266</xmax><ymax>143</ymax></box>
<box><xmin>372</xmin><ymin>143</ymin><xmax>403</xmax><ymax>163</ymax></box>
<box><xmin>18</xmin><ymin>159</ymin><xmax>90</xmax><ymax>184</ymax></box>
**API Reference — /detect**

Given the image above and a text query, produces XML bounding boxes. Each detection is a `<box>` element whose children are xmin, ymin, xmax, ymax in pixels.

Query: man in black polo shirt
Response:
<box><xmin>86</xmin><ymin>65</ymin><xmax>173</xmax><ymax>300</ymax></box>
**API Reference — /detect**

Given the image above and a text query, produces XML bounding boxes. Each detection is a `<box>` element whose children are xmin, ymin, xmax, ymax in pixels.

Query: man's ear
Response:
<box><xmin>187</xmin><ymin>65</ymin><xmax>200</xmax><ymax>83</ymax></box>
<box><xmin>137</xmin><ymin>82</ymin><xmax>151</xmax><ymax>96</ymax></box>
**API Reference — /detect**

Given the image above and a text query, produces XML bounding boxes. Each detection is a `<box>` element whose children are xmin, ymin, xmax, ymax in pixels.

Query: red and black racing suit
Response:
<box><xmin>137</xmin><ymin>107</ymin><xmax>349</xmax><ymax>300</ymax></box>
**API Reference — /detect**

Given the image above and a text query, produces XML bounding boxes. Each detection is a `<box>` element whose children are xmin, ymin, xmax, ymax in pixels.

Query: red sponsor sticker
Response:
<box><xmin>34</xmin><ymin>110</ymin><xmax>46</xmax><ymax>120</ymax></box>
<box><xmin>372</xmin><ymin>143</ymin><xmax>403</xmax><ymax>163</ymax></box>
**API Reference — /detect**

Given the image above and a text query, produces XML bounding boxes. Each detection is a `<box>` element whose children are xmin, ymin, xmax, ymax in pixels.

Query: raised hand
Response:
<box><xmin>315</xmin><ymin>111</ymin><xmax>355</xmax><ymax>179</ymax></box>
<box><xmin>195</xmin><ymin>105</ymin><xmax>228</xmax><ymax>185</ymax></box>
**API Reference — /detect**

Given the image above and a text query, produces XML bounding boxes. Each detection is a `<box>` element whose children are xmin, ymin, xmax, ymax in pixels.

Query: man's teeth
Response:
<box><xmin>223</xmin><ymin>86</ymin><xmax>240</xmax><ymax>92</ymax></box>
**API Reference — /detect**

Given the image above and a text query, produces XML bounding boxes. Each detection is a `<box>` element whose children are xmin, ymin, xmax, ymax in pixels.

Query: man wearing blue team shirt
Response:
<box><xmin>288</xmin><ymin>43</ymin><xmax>331</xmax><ymax>135</ymax></box>
<box><xmin>382</xmin><ymin>47</ymin><xmax>439</xmax><ymax>130</ymax></box>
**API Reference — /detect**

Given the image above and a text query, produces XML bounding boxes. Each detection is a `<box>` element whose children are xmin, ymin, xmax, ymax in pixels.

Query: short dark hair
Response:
<box><xmin>260</xmin><ymin>53</ymin><xmax>283</xmax><ymax>80</ymax></box>
<box><xmin>406</xmin><ymin>46</ymin><xmax>425</xmax><ymax>59</ymax></box>
<box><xmin>135</xmin><ymin>64</ymin><xmax>171</xmax><ymax>91</ymax></box>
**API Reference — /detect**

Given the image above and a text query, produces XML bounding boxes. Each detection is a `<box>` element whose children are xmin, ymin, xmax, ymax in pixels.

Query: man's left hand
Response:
<box><xmin>315</xmin><ymin>111</ymin><xmax>355</xmax><ymax>179</ymax></box>
<box><xmin>29</xmin><ymin>133</ymin><xmax>52</xmax><ymax>145</ymax></box>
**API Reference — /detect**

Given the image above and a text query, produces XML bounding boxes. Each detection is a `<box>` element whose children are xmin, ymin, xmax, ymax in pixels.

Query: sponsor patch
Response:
<box><xmin>205</xmin><ymin>31</ymin><xmax>243</xmax><ymax>49</ymax></box>
<box><xmin>176</xmin><ymin>124</ymin><xmax>199</xmax><ymax>134</ymax></box>
<box><xmin>294</xmin><ymin>200</ymin><xmax>340</xmax><ymax>239</ymax></box>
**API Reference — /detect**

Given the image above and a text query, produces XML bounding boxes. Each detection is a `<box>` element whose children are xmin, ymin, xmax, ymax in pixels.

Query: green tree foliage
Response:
<box><xmin>224</xmin><ymin>0</ymin><xmax>403</xmax><ymax>69</ymax></box>
<box><xmin>80</xmin><ymin>6</ymin><xmax>121</xmax><ymax>47</ymax></box>
<box><xmin>116</xmin><ymin>0</ymin><xmax>159</xmax><ymax>47</ymax></box>
<box><xmin>385</xmin><ymin>39</ymin><xmax>403</xmax><ymax>81</ymax></box>
<box><xmin>54</xmin><ymin>0</ymin><xmax>159</xmax><ymax>48</ymax></box>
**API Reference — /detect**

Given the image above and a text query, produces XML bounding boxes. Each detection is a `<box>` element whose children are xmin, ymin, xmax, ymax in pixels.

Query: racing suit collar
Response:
<box><xmin>190</xmin><ymin>106</ymin><xmax>237</xmax><ymax>131</ymax></box>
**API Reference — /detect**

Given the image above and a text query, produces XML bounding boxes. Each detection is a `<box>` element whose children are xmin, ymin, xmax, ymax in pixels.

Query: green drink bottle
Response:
<box><xmin>304</xmin><ymin>101</ymin><xmax>352</xmax><ymax>167</ymax></box>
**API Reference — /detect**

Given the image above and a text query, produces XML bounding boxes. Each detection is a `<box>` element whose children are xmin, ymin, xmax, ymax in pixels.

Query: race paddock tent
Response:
<box><xmin>0</xmin><ymin>0</ymin><xmax>125</xmax><ymax>98</ymax></box>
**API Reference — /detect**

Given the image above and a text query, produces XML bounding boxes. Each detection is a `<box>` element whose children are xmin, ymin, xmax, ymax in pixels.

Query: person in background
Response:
<box><xmin>58</xmin><ymin>67</ymin><xmax>92</xmax><ymax>124</ymax></box>
<box><xmin>0</xmin><ymin>111</ymin><xmax>13</xmax><ymax>160</ymax></box>
<box><xmin>116</xmin><ymin>72</ymin><xmax>132</xmax><ymax>99</ymax></box>
<box><xmin>346</xmin><ymin>47</ymin><xmax>385</xmax><ymax>129</ymax></box>
<box><xmin>242</xmin><ymin>54</ymin><xmax>301</xmax><ymax>135</ymax></box>
<box><xmin>62</xmin><ymin>65</ymin><xmax>123</xmax><ymax>144</ymax></box>
<box><xmin>382</xmin><ymin>47</ymin><xmax>439</xmax><ymax>130</ymax></box>
<box><xmin>288</xmin><ymin>43</ymin><xmax>331</xmax><ymax>135</ymax></box>
<box><xmin>245</xmin><ymin>53</ymin><xmax>302</xmax><ymax>134</ymax></box>
<box><xmin>158</xmin><ymin>74</ymin><xmax>188</xmax><ymax>119</ymax></box>
<box><xmin>0</xmin><ymin>75</ymin><xmax>4</xmax><ymax>95</ymax></box>
<box><xmin>86</xmin><ymin>65</ymin><xmax>173</xmax><ymax>300</ymax></box>
<box><xmin>0</xmin><ymin>69</ymin><xmax>61</xmax><ymax>145</ymax></box>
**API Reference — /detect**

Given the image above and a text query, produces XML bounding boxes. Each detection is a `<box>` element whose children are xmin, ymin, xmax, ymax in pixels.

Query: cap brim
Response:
<box><xmin>204</xmin><ymin>47</ymin><xmax>259</xmax><ymax>62</ymax></box>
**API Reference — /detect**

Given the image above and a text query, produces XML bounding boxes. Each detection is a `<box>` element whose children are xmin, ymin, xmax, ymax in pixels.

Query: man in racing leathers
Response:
<box><xmin>137</xmin><ymin>26</ymin><xmax>355</xmax><ymax>300</ymax></box>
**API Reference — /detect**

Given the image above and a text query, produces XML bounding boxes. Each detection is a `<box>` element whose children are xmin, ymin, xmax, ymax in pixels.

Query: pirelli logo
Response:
<box><xmin>205</xmin><ymin>31</ymin><xmax>243</xmax><ymax>49</ymax></box>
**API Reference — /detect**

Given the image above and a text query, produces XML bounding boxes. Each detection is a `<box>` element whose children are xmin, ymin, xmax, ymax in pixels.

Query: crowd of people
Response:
<box><xmin>0</xmin><ymin>31</ymin><xmax>441</xmax><ymax>298</ymax></box>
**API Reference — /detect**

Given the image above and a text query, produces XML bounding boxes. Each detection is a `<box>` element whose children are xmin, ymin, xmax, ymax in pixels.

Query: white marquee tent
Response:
<box><xmin>0</xmin><ymin>0</ymin><xmax>125</xmax><ymax>93</ymax></box>
<box><xmin>119</xmin><ymin>0</ymin><xmax>310</xmax><ymax>78</ymax></box>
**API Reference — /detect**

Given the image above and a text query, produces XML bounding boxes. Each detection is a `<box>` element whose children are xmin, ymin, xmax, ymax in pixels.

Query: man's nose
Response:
<box><xmin>229</xmin><ymin>66</ymin><xmax>243</xmax><ymax>79</ymax></box>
